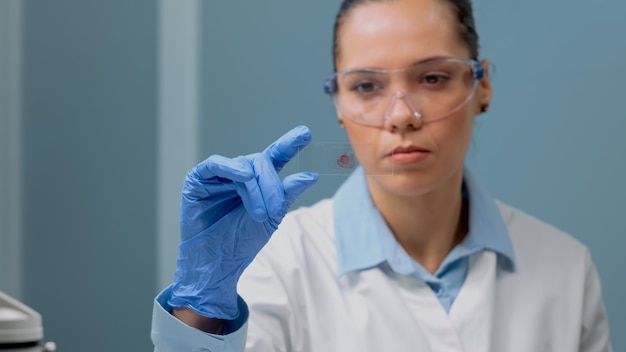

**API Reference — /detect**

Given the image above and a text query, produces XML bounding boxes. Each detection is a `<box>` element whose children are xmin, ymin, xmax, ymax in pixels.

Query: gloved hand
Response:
<box><xmin>168</xmin><ymin>126</ymin><xmax>318</xmax><ymax>320</ymax></box>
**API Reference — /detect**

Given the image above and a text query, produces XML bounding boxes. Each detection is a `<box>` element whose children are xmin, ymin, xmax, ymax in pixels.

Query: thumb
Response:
<box><xmin>282</xmin><ymin>172</ymin><xmax>319</xmax><ymax>208</ymax></box>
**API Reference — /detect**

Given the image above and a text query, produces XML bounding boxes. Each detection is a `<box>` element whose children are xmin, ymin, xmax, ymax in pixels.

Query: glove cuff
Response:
<box><xmin>168</xmin><ymin>283</ymin><xmax>240</xmax><ymax>320</ymax></box>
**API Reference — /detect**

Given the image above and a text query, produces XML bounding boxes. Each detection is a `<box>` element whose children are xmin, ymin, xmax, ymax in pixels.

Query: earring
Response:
<box><xmin>338</xmin><ymin>119</ymin><xmax>345</xmax><ymax>127</ymax></box>
<box><xmin>480</xmin><ymin>104</ymin><xmax>490</xmax><ymax>113</ymax></box>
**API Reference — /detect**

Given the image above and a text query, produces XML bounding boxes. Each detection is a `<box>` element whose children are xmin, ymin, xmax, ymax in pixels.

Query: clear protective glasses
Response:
<box><xmin>324</xmin><ymin>57</ymin><xmax>484</xmax><ymax>127</ymax></box>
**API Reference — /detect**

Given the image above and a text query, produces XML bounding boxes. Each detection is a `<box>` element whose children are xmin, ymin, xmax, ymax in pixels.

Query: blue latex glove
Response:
<box><xmin>168</xmin><ymin>126</ymin><xmax>318</xmax><ymax>320</ymax></box>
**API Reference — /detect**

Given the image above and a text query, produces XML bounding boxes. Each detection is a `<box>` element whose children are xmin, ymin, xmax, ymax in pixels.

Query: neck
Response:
<box><xmin>368</xmin><ymin>169</ymin><xmax>468</xmax><ymax>274</ymax></box>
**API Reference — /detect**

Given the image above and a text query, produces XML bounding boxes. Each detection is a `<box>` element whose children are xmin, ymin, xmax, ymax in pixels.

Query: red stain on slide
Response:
<box><xmin>337</xmin><ymin>153</ymin><xmax>356</xmax><ymax>169</ymax></box>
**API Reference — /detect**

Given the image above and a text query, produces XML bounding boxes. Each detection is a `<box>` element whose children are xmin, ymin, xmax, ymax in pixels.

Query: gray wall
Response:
<box><xmin>201</xmin><ymin>1</ymin><xmax>626</xmax><ymax>350</ymax></box>
<box><xmin>0</xmin><ymin>0</ymin><xmax>22</xmax><ymax>300</ymax></box>
<box><xmin>20</xmin><ymin>0</ymin><xmax>157</xmax><ymax>350</ymax></box>
<box><xmin>201</xmin><ymin>2</ymin><xmax>344</xmax><ymax>208</ymax></box>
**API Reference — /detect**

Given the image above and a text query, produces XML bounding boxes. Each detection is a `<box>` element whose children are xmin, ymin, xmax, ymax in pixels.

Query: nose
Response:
<box><xmin>383</xmin><ymin>92</ymin><xmax>423</xmax><ymax>132</ymax></box>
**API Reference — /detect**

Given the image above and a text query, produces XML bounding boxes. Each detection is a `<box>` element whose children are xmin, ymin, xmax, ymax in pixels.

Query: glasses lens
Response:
<box><xmin>331</xmin><ymin>59</ymin><xmax>478</xmax><ymax>126</ymax></box>
<box><xmin>333</xmin><ymin>70</ymin><xmax>389</xmax><ymax>125</ymax></box>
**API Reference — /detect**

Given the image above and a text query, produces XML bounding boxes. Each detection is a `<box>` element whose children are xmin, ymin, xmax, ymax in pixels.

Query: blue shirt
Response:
<box><xmin>334</xmin><ymin>167</ymin><xmax>516</xmax><ymax>312</ymax></box>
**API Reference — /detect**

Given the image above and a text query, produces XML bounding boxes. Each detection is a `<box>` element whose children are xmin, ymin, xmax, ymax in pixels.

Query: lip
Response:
<box><xmin>387</xmin><ymin>145</ymin><xmax>431</xmax><ymax>164</ymax></box>
<box><xmin>391</xmin><ymin>145</ymin><xmax>430</xmax><ymax>154</ymax></box>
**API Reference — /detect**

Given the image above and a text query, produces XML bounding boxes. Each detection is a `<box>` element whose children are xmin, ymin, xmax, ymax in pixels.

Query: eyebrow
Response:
<box><xmin>413</xmin><ymin>55</ymin><xmax>454</xmax><ymax>65</ymax></box>
<box><xmin>342</xmin><ymin>55</ymin><xmax>455</xmax><ymax>73</ymax></box>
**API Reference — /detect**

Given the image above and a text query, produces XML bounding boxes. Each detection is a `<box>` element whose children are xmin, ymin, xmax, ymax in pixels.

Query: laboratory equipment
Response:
<box><xmin>0</xmin><ymin>291</ymin><xmax>56</xmax><ymax>351</ymax></box>
<box><xmin>292</xmin><ymin>142</ymin><xmax>394</xmax><ymax>176</ymax></box>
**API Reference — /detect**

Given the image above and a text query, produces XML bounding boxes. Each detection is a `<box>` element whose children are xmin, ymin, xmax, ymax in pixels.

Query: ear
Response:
<box><xmin>477</xmin><ymin>59</ymin><xmax>493</xmax><ymax>114</ymax></box>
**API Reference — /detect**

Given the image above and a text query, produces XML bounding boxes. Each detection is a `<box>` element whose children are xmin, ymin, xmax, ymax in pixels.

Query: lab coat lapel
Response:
<box><xmin>394</xmin><ymin>274</ymin><xmax>464</xmax><ymax>351</ymax></box>
<box><xmin>449</xmin><ymin>250</ymin><xmax>497</xmax><ymax>352</ymax></box>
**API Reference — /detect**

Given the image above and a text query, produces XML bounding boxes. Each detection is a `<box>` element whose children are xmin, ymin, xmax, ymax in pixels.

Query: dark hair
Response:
<box><xmin>332</xmin><ymin>0</ymin><xmax>480</xmax><ymax>70</ymax></box>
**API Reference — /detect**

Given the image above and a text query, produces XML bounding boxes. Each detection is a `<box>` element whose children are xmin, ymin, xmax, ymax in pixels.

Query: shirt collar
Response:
<box><xmin>333</xmin><ymin>167</ymin><xmax>516</xmax><ymax>277</ymax></box>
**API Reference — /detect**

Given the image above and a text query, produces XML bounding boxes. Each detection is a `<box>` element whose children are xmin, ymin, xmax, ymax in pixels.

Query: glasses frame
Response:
<box><xmin>323</xmin><ymin>58</ymin><xmax>485</xmax><ymax>127</ymax></box>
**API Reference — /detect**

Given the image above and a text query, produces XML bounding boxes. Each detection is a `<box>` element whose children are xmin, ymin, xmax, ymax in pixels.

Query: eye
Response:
<box><xmin>422</xmin><ymin>74</ymin><xmax>450</xmax><ymax>85</ymax></box>
<box><xmin>351</xmin><ymin>81</ymin><xmax>379</xmax><ymax>94</ymax></box>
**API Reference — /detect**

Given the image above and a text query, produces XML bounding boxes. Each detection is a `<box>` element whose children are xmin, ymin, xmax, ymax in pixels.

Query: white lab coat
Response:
<box><xmin>237</xmin><ymin>199</ymin><xmax>612</xmax><ymax>352</ymax></box>
<box><xmin>152</xmin><ymin>198</ymin><xmax>612</xmax><ymax>351</ymax></box>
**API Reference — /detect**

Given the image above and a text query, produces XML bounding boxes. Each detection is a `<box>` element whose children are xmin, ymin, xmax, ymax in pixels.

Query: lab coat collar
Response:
<box><xmin>333</xmin><ymin>167</ymin><xmax>516</xmax><ymax>277</ymax></box>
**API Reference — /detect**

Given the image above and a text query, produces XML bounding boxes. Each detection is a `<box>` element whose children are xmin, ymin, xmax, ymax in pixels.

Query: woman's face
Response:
<box><xmin>335</xmin><ymin>0</ymin><xmax>492</xmax><ymax>197</ymax></box>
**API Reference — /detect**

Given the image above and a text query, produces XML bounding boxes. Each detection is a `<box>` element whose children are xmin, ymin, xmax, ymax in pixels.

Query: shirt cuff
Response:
<box><xmin>151</xmin><ymin>286</ymin><xmax>248</xmax><ymax>352</ymax></box>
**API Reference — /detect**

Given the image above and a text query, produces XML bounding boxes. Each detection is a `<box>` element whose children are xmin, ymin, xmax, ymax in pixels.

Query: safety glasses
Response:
<box><xmin>324</xmin><ymin>58</ymin><xmax>484</xmax><ymax>127</ymax></box>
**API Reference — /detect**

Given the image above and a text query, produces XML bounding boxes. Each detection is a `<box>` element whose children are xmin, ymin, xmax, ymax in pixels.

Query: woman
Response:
<box><xmin>151</xmin><ymin>0</ymin><xmax>612</xmax><ymax>351</ymax></box>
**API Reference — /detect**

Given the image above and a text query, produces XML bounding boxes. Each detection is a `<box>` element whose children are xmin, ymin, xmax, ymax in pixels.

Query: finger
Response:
<box><xmin>283</xmin><ymin>172</ymin><xmax>318</xmax><ymax>208</ymax></box>
<box><xmin>232</xmin><ymin>153</ymin><xmax>281</xmax><ymax>223</ymax></box>
<box><xmin>235</xmin><ymin>177</ymin><xmax>268</xmax><ymax>223</ymax></box>
<box><xmin>252</xmin><ymin>153</ymin><xmax>287</xmax><ymax>223</ymax></box>
<box><xmin>192</xmin><ymin>155</ymin><xmax>255</xmax><ymax>183</ymax></box>
<box><xmin>182</xmin><ymin>172</ymin><xmax>237</xmax><ymax>201</ymax></box>
<box><xmin>263</xmin><ymin>125</ymin><xmax>312</xmax><ymax>171</ymax></box>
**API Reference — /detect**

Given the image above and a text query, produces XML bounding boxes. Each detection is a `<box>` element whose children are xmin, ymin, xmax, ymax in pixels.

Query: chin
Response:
<box><xmin>366</xmin><ymin>164</ymin><xmax>463</xmax><ymax>198</ymax></box>
<box><xmin>367</xmin><ymin>169</ymin><xmax>440</xmax><ymax>197</ymax></box>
